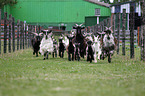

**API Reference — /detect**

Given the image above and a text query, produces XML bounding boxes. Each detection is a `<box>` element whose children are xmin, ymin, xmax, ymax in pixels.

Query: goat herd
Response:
<box><xmin>31</xmin><ymin>24</ymin><xmax>117</xmax><ymax>63</ymax></box>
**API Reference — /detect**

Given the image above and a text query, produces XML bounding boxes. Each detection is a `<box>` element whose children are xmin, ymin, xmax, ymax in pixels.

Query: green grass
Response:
<box><xmin>0</xmin><ymin>46</ymin><xmax>145</xmax><ymax>96</ymax></box>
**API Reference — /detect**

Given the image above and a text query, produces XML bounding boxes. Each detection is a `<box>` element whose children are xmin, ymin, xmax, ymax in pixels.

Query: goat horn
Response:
<box><xmin>39</xmin><ymin>32</ymin><xmax>43</xmax><ymax>36</ymax></box>
<box><xmin>101</xmin><ymin>32</ymin><xmax>106</xmax><ymax>34</ymax></box>
<box><xmin>32</xmin><ymin>32</ymin><xmax>38</xmax><ymax>36</ymax></box>
<box><xmin>109</xmin><ymin>26</ymin><xmax>112</xmax><ymax>30</ymax></box>
<box><xmin>75</xmin><ymin>24</ymin><xmax>79</xmax><ymax>26</ymax></box>
<box><xmin>105</xmin><ymin>26</ymin><xmax>108</xmax><ymax>30</ymax></box>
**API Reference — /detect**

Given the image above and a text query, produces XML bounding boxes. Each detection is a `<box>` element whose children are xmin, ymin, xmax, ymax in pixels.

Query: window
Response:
<box><xmin>95</xmin><ymin>8</ymin><xmax>100</xmax><ymax>16</ymax></box>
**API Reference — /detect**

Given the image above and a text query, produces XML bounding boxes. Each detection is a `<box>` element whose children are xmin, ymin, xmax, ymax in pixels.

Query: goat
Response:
<box><xmin>62</xmin><ymin>34</ymin><xmax>69</xmax><ymax>50</ymax></box>
<box><xmin>67</xmin><ymin>35</ymin><xmax>75</xmax><ymax>61</ymax></box>
<box><xmin>39</xmin><ymin>30</ymin><xmax>54</xmax><ymax>60</ymax></box>
<box><xmin>58</xmin><ymin>37</ymin><xmax>65</xmax><ymax>58</ymax></box>
<box><xmin>31</xmin><ymin>32</ymin><xmax>43</xmax><ymax>57</ymax></box>
<box><xmin>72</xmin><ymin>24</ymin><xmax>87</xmax><ymax>58</ymax></box>
<box><xmin>92</xmin><ymin>34</ymin><xmax>102</xmax><ymax>63</ymax></box>
<box><xmin>86</xmin><ymin>40</ymin><xmax>94</xmax><ymax>63</ymax></box>
<box><xmin>52</xmin><ymin>39</ymin><xmax>58</xmax><ymax>58</ymax></box>
<box><xmin>100</xmin><ymin>27</ymin><xmax>117</xmax><ymax>63</ymax></box>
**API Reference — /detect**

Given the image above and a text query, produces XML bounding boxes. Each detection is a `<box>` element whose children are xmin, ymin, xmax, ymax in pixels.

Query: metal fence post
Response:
<box><xmin>12</xmin><ymin>17</ymin><xmax>15</xmax><ymax>52</ymax></box>
<box><xmin>17</xmin><ymin>20</ymin><xmax>20</xmax><ymax>50</ymax></box>
<box><xmin>130</xmin><ymin>5</ymin><xmax>135</xmax><ymax>59</ymax></box>
<box><xmin>122</xmin><ymin>9</ymin><xmax>126</xmax><ymax>55</ymax></box>
<box><xmin>20</xmin><ymin>21</ymin><xmax>23</xmax><ymax>50</ymax></box>
<box><xmin>117</xmin><ymin>13</ymin><xmax>120</xmax><ymax>54</ymax></box>
<box><xmin>4</xmin><ymin>12</ymin><xmax>7</xmax><ymax>53</ymax></box>
<box><xmin>142</xmin><ymin>0</ymin><xmax>145</xmax><ymax>61</ymax></box>
<box><xmin>8</xmin><ymin>14</ymin><xmax>12</xmax><ymax>53</ymax></box>
<box><xmin>0</xmin><ymin>9</ymin><xmax>1</xmax><ymax>54</ymax></box>
<box><xmin>25</xmin><ymin>23</ymin><xmax>27</xmax><ymax>49</ymax></box>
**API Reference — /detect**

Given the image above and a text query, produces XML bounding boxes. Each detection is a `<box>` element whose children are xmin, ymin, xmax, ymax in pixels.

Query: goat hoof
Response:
<box><xmin>94</xmin><ymin>61</ymin><xmax>97</xmax><ymax>63</ymax></box>
<box><xmin>43</xmin><ymin>58</ymin><xmax>45</xmax><ymax>60</ymax></box>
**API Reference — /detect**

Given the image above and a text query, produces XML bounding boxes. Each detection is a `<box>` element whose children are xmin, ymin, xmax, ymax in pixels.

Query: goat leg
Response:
<box><xmin>68</xmin><ymin>53</ymin><xmax>71</xmax><ymax>61</ymax></box>
<box><xmin>72</xmin><ymin>53</ymin><xmax>74</xmax><ymax>61</ymax></box>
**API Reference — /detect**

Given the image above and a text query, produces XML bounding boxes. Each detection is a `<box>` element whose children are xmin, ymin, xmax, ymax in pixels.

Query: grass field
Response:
<box><xmin>0</xmin><ymin>46</ymin><xmax>145</xmax><ymax>96</ymax></box>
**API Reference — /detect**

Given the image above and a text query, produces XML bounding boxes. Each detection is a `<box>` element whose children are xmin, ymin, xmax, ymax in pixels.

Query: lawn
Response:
<box><xmin>0</xmin><ymin>46</ymin><xmax>145</xmax><ymax>96</ymax></box>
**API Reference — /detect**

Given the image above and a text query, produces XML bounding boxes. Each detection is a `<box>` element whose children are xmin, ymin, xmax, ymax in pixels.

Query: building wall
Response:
<box><xmin>5</xmin><ymin>0</ymin><xmax>111</xmax><ymax>30</ymax></box>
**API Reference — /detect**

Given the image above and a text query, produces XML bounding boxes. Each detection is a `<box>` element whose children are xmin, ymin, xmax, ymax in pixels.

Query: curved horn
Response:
<box><xmin>79</xmin><ymin>24</ymin><xmax>83</xmax><ymax>26</ymax></box>
<box><xmin>75</xmin><ymin>24</ymin><xmax>79</xmax><ymax>26</ymax></box>
<box><xmin>97</xmin><ymin>32</ymin><xmax>104</xmax><ymax>35</ymax></box>
<box><xmin>38</xmin><ymin>32</ymin><xmax>43</xmax><ymax>36</ymax></box>
<box><xmin>105</xmin><ymin>26</ymin><xmax>108</xmax><ymax>30</ymax></box>
<box><xmin>32</xmin><ymin>32</ymin><xmax>38</xmax><ymax>36</ymax></box>
<box><xmin>109</xmin><ymin>26</ymin><xmax>112</xmax><ymax>30</ymax></box>
<box><xmin>80</xmin><ymin>23</ymin><xmax>85</xmax><ymax>26</ymax></box>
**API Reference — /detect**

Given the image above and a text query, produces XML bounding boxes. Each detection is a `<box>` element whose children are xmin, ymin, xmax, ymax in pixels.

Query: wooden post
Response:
<box><xmin>12</xmin><ymin>17</ymin><xmax>15</xmax><ymax>52</ymax></box>
<box><xmin>8</xmin><ymin>15</ymin><xmax>12</xmax><ymax>53</ymax></box>
<box><xmin>25</xmin><ymin>24</ymin><xmax>27</xmax><ymax>49</ymax></box>
<box><xmin>99</xmin><ymin>22</ymin><xmax>102</xmax><ymax>32</ymax></box>
<box><xmin>22</xmin><ymin>22</ymin><xmax>24</xmax><ymax>49</ymax></box>
<box><xmin>141</xmin><ymin>25</ymin><xmax>143</xmax><ymax>60</ymax></box>
<box><xmin>142</xmin><ymin>0</ymin><xmax>145</xmax><ymax>61</ymax></box>
<box><xmin>117</xmin><ymin>13</ymin><xmax>120</xmax><ymax>54</ymax></box>
<box><xmin>17</xmin><ymin>20</ymin><xmax>20</xmax><ymax>50</ymax></box>
<box><xmin>112</xmin><ymin>14</ymin><xmax>116</xmax><ymax>35</ymax></box>
<box><xmin>20</xmin><ymin>21</ymin><xmax>23</xmax><ymax>50</ymax></box>
<box><xmin>102</xmin><ymin>21</ymin><xmax>104</xmax><ymax>32</ymax></box>
<box><xmin>4</xmin><ymin>12</ymin><xmax>7</xmax><ymax>53</ymax></box>
<box><xmin>104</xmin><ymin>19</ymin><xmax>107</xmax><ymax>28</ymax></box>
<box><xmin>0</xmin><ymin>9</ymin><xmax>1</xmax><ymax>54</ymax></box>
<box><xmin>122</xmin><ymin>9</ymin><xmax>126</xmax><ymax>55</ymax></box>
<box><xmin>107</xmin><ymin>18</ymin><xmax>110</xmax><ymax>27</ymax></box>
<box><xmin>130</xmin><ymin>5</ymin><xmax>135</xmax><ymax>59</ymax></box>
<box><xmin>28</xmin><ymin>25</ymin><xmax>31</xmax><ymax>48</ymax></box>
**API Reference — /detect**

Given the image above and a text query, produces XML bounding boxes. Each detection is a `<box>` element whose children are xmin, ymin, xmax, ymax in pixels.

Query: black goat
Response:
<box><xmin>67</xmin><ymin>36</ymin><xmax>75</xmax><ymax>61</ymax></box>
<box><xmin>58</xmin><ymin>37</ymin><xmax>65</xmax><ymax>58</ymax></box>
<box><xmin>31</xmin><ymin>32</ymin><xmax>43</xmax><ymax>57</ymax></box>
<box><xmin>86</xmin><ymin>40</ymin><xmax>94</xmax><ymax>63</ymax></box>
<box><xmin>52</xmin><ymin>39</ymin><xmax>58</xmax><ymax>58</ymax></box>
<box><xmin>72</xmin><ymin>24</ymin><xmax>87</xmax><ymax>58</ymax></box>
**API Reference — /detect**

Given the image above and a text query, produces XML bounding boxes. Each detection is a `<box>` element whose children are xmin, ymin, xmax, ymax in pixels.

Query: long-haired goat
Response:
<box><xmin>101</xmin><ymin>26</ymin><xmax>117</xmax><ymax>63</ymax></box>
<box><xmin>39</xmin><ymin>30</ymin><xmax>54</xmax><ymax>60</ymax></box>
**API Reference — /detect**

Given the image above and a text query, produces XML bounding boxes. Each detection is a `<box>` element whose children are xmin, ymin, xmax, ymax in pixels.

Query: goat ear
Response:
<box><xmin>49</xmin><ymin>31</ymin><xmax>53</xmax><ymax>36</ymax></box>
<box><xmin>73</xmin><ymin>36</ymin><xmax>75</xmax><ymax>38</ymax></box>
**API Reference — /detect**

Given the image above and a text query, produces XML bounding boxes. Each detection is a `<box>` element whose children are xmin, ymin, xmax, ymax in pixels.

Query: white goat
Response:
<box><xmin>92</xmin><ymin>35</ymin><xmax>102</xmax><ymax>63</ymax></box>
<box><xmin>39</xmin><ymin>30</ymin><xmax>54</xmax><ymax>60</ymax></box>
<box><xmin>62</xmin><ymin>34</ymin><xmax>69</xmax><ymax>49</ymax></box>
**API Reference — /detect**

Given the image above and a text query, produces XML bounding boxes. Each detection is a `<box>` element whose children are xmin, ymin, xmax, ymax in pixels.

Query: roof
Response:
<box><xmin>84</xmin><ymin>0</ymin><xmax>111</xmax><ymax>8</ymax></box>
<box><xmin>110</xmin><ymin>1</ymin><xmax>135</xmax><ymax>7</ymax></box>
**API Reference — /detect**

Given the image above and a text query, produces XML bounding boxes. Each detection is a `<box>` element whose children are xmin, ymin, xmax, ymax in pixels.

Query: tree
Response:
<box><xmin>0</xmin><ymin>0</ymin><xmax>17</xmax><ymax>8</ymax></box>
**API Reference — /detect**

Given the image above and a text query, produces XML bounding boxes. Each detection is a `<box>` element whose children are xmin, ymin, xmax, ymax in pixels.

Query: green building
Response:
<box><xmin>3</xmin><ymin>0</ymin><xmax>111</xmax><ymax>30</ymax></box>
